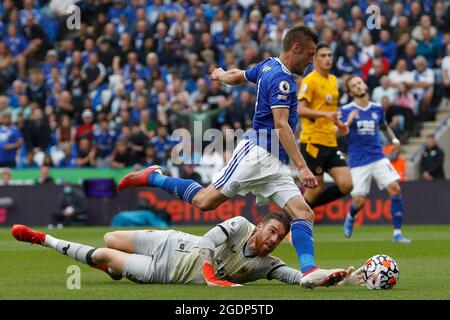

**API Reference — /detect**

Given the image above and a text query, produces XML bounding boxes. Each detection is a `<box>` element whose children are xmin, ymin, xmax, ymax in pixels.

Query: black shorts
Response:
<box><xmin>300</xmin><ymin>143</ymin><xmax>348</xmax><ymax>176</ymax></box>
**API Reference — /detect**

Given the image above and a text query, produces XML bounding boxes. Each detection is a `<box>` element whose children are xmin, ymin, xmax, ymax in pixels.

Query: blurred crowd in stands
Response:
<box><xmin>0</xmin><ymin>0</ymin><xmax>449</xmax><ymax>183</ymax></box>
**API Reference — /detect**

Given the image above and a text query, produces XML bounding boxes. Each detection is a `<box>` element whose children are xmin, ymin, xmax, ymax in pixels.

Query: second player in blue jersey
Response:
<box><xmin>340</xmin><ymin>75</ymin><xmax>411</xmax><ymax>244</ymax></box>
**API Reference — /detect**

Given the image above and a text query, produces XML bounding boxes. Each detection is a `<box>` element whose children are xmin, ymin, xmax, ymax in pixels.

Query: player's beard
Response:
<box><xmin>355</xmin><ymin>89</ymin><xmax>369</xmax><ymax>99</ymax></box>
<box><xmin>254</xmin><ymin>234</ymin><xmax>271</xmax><ymax>256</ymax></box>
<box><xmin>296</xmin><ymin>62</ymin><xmax>309</xmax><ymax>75</ymax></box>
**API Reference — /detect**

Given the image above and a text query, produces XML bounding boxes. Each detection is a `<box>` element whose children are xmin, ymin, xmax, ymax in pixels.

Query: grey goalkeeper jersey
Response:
<box><xmin>156</xmin><ymin>216</ymin><xmax>302</xmax><ymax>285</ymax></box>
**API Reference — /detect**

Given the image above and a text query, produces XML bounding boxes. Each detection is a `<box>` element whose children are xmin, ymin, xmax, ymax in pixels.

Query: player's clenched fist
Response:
<box><xmin>210</xmin><ymin>68</ymin><xmax>225</xmax><ymax>81</ymax></box>
<box><xmin>202</xmin><ymin>263</ymin><xmax>243</xmax><ymax>287</ymax></box>
<box><xmin>298</xmin><ymin>167</ymin><xmax>318</xmax><ymax>189</ymax></box>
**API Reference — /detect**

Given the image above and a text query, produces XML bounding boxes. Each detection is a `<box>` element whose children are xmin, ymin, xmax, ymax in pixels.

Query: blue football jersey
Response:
<box><xmin>243</xmin><ymin>57</ymin><xmax>298</xmax><ymax>164</ymax></box>
<box><xmin>0</xmin><ymin>125</ymin><xmax>22</xmax><ymax>163</ymax></box>
<box><xmin>340</xmin><ymin>102</ymin><xmax>386</xmax><ymax>168</ymax></box>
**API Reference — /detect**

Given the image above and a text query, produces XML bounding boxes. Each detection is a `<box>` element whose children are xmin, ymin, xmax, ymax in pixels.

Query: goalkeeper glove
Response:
<box><xmin>202</xmin><ymin>263</ymin><xmax>242</xmax><ymax>287</ymax></box>
<box><xmin>338</xmin><ymin>266</ymin><xmax>365</xmax><ymax>286</ymax></box>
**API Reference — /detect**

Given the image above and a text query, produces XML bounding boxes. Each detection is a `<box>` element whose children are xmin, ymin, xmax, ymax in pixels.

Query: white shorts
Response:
<box><xmin>350</xmin><ymin>158</ymin><xmax>400</xmax><ymax>197</ymax></box>
<box><xmin>212</xmin><ymin>139</ymin><xmax>301</xmax><ymax>208</ymax></box>
<box><xmin>122</xmin><ymin>230</ymin><xmax>203</xmax><ymax>284</ymax></box>
<box><xmin>122</xmin><ymin>230</ymin><xmax>170</xmax><ymax>283</ymax></box>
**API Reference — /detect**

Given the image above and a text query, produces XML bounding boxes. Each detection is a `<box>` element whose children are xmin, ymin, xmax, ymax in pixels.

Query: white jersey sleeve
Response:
<box><xmin>268</xmin><ymin>265</ymin><xmax>302</xmax><ymax>285</ymax></box>
<box><xmin>216</xmin><ymin>216</ymin><xmax>250</xmax><ymax>240</ymax></box>
<box><xmin>198</xmin><ymin>226</ymin><xmax>228</xmax><ymax>251</ymax></box>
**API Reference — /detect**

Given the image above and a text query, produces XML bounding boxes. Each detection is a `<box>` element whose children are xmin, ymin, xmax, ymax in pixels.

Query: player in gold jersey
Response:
<box><xmin>297</xmin><ymin>43</ymin><xmax>353</xmax><ymax>209</ymax></box>
<box><xmin>12</xmin><ymin>213</ymin><xmax>363</xmax><ymax>287</ymax></box>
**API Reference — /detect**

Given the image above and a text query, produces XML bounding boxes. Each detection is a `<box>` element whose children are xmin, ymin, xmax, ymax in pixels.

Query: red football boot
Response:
<box><xmin>117</xmin><ymin>165</ymin><xmax>163</xmax><ymax>191</ymax></box>
<box><xmin>11</xmin><ymin>224</ymin><xmax>46</xmax><ymax>245</ymax></box>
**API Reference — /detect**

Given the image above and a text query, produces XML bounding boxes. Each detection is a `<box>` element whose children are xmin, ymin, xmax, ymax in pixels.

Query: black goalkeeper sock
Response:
<box><xmin>86</xmin><ymin>248</ymin><xmax>97</xmax><ymax>265</ymax></box>
<box><xmin>309</xmin><ymin>185</ymin><xmax>346</xmax><ymax>208</ymax></box>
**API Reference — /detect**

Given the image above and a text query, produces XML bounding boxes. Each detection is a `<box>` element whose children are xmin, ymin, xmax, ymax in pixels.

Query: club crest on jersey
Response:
<box><xmin>279</xmin><ymin>81</ymin><xmax>290</xmax><ymax>94</ymax></box>
<box><xmin>301</xmin><ymin>83</ymin><xmax>308</xmax><ymax>93</ymax></box>
<box><xmin>371</xmin><ymin>112</ymin><xmax>378</xmax><ymax>120</ymax></box>
<box><xmin>230</xmin><ymin>181</ymin><xmax>241</xmax><ymax>193</ymax></box>
<box><xmin>326</xmin><ymin>94</ymin><xmax>333</xmax><ymax>103</ymax></box>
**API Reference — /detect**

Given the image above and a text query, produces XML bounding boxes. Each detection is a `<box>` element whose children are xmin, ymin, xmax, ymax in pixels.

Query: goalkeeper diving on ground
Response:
<box><xmin>12</xmin><ymin>212</ymin><xmax>363</xmax><ymax>288</ymax></box>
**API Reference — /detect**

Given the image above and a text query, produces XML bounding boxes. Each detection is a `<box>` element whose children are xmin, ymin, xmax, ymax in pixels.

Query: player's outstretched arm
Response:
<box><xmin>270</xmin><ymin>265</ymin><xmax>364</xmax><ymax>286</ymax></box>
<box><xmin>380</xmin><ymin>123</ymin><xmax>400</xmax><ymax>145</ymax></box>
<box><xmin>335</xmin><ymin>109</ymin><xmax>359</xmax><ymax>136</ymax></box>
<box><xmin>198</xmin><ymin>226</ymin><xmax>243</xmax><ymax>287</ymax></box>
<box><xmin>269</xmin><ymin>265</ymin><xmax>303</xmax><ymax>285</ymax></box>
<box><xmin>380</xmin><ymin>122</ymin><xmax>401</xmax><ymax>153</ymax></box>
<box><xmin>298</xmin><ymin>99</ymin><xmax>338</xmax><ymax>121</ymax></box>
<box><xmin>341</xmin><ymin>109</ymin><xmax>359</xmax><ymax>127</ymax></box>
<box><xmin>273</xmin><ymin>108</ymin><xmax>318</xmax><ymax>189</ymax></box>
<box><xmin>210</xmin><ymin>67</ymin><xmax>247</xmax><ymax>85</ymax></box>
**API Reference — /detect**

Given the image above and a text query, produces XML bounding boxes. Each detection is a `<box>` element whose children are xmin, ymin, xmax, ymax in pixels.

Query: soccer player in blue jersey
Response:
<box><xmin>118</xmin><ymin>26</ymin><xmax>348</xmax><ymax>287</ymax></box>
<box><xmin>340</xmin><ymin>75</ymin><xmax>411</xmax><ymax>243</ymax></box>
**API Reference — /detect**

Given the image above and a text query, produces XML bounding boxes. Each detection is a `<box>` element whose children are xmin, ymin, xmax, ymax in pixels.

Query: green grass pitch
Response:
<box><xmin>1</xmin><ymin>225</ymin><xmax>450</xmax><ymax>300</ymax></box>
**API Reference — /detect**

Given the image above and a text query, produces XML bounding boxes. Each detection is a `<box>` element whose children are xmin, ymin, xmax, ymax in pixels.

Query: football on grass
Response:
<box><xmin>362</xmin><ymin>254</ymin><xmax>399</xmax><ymax>289</ymax></box>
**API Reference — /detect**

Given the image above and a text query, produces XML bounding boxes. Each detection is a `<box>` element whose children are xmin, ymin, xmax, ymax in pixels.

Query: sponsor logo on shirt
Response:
<box><xmin>356</xmin><ymin>120</ymin><xmax>376</xmax><ymax>135</ymax></box>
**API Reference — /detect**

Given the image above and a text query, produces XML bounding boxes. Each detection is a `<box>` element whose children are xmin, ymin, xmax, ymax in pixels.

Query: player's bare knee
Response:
<box><xmin>388</xmin><ymin>182</ymin><xmax>401</xmax><ymax>196</ymax></box>
<box><xmin>353</xmin><ymin>196</ymin><xmax>366</xmax><ymax>208</ymax></box>
<box><xmin>91</xmin><ymin>248</ymin><xmax>108</xmax><ymax>264</ymax></box>
<box><xmin>103</xmin><ymin>232</ymin><xmax>117</xmax><ymax>248</ymax></box>
<box><xmin>192</xmin><ymin>191</ymin><xmax>219</xmax><ymax>211</ymax></box>
<box><xmin>339</xmin><ymin>181</ymin><xmax>353</xmax><ymax>195</ymax></box>
<box><xmin>313</xmin><ymin>183</ymin><xmax>325</xmax><ymax>194</ymax></box>
<box><xmin>304</xmin><ymin>208</ymin><xmax>315</xmax><ymax>222</ymax></box>
<box><xmin>196</xmin><ymin>198</ymin><xmax>217</xmax><ymax>211</ymax></box>
<box><xmin>291</xmin><ymin>207</ymin><xmax>315</xmax><ymax>222</ymax></box>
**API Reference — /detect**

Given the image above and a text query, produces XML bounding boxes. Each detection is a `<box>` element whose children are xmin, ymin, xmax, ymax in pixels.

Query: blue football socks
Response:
<box><xmin>148</xmin><ymin>172</ymin><xmax>202</xmax><ymax>204</ymax></box>
<box><xmin>349</xmin><ymin>203</ymin><xmax>360</xmax><ymax>218</ymax></box>
<box><xmin>390</xmin><ymin>195</ymin><xmax>404</xmax><ymax>230</ymax></box>
<box><xmin>291</xmin><ymin>219</ymin><xmax>316</xmax><ymax>273</ymax></box>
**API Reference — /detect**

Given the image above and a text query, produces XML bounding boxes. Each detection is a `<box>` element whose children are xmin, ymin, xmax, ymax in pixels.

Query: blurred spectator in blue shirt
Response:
<box><xmin>150</xmin><ymin>126</ymin><xmax>173</xmax><ymax>165</ymax></box>
<box><xmin>377</xmin><ymin>30</ymin><xmax>397</xmax><ymax>66</ymax></box>
<box><xmin>3</xmin><ymin>24</ymin><xmax>29</xmax><ymax>78</ymax></box>
<box><xmin>40</xmin><ymin>49</ymin><xmax>64</xmax><ymax>80</ymax></box>
<box><xmin>417</xmin><ymin>29</ymin><xmax>440</xmax><ymax>68</ymax></box>
<box><xmin>19</xmin><ymin>0</ymin><xmax>41</xmax><ymax>26</ymax></box>
<box><xmin>94</xmin><ymin>119</ymin><xmax>117</xmax><ymax>167</ymax></box>
<box><xmin>0</xmin><ymin>109</ymin><xmax>23</xmax><ymax>168</ymax></box>
<box><xmin>81</xmin><ymin>52</ymin><xmax>106</xmax><ymax>92</ymax></box>
<box><xmin>6</xmin><ymin>80</ymin><xmax>24</xmax><ymax>109</ymax></box>
<box><xmin>26</xmin><ymin>68</ymin><xmax>46</xmax><ymax>109</ymax></box>
<box><xmin>336</xmin><ymin>43</ymin><xmax>361</xmax><ymax>77</ymax></box>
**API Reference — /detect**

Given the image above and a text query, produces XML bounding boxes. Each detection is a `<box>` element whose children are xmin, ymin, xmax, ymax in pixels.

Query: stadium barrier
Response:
<box><xmin>8</xmin><ymin>168</ymin><xmax>131</xmax><ymax>184</ymax></box>
<box><xmin>1</xmin><ymin>181</ymin><xmax>449</xmax><ymax>226</ymax></box>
